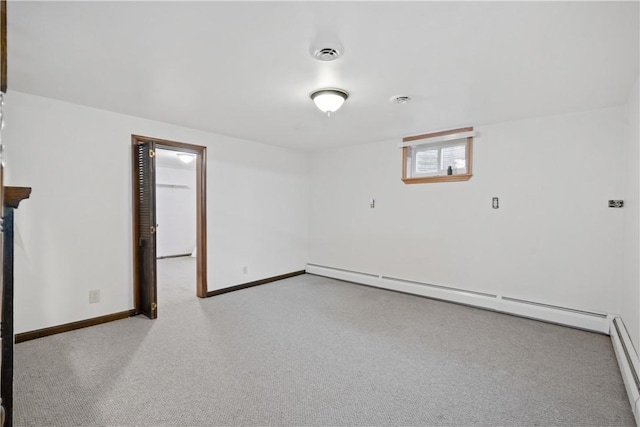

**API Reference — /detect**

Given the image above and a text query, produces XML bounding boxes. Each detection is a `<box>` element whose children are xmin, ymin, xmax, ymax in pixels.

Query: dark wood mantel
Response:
<box><xmin>3</xmin><ymin>187</ymin><xmax>31</xmax><ymax>209</ymax></box>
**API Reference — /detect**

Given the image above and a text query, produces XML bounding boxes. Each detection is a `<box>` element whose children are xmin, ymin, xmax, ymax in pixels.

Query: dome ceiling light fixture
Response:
<box><xmin>310</xmin><ymin>88</ymin><xmax>349</xmax><ymax>117</ymax></box>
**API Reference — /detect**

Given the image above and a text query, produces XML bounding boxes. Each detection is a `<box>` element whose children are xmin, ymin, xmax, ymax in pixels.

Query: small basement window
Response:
<box><xmin>401</xmin><ymin>127</ymin><xmax>475</xmax><ymax>184</ymax></box>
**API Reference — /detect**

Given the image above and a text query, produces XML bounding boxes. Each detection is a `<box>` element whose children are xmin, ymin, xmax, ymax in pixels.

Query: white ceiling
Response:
<box><xmin>7</xmin><ymin>1</ymin><xmax>639</xmax><ymax>151</ymax></box>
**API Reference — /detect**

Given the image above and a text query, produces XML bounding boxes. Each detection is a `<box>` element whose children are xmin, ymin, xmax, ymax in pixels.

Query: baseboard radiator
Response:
<box><xmin>307</xmin><ymin>263</ymin><xmax>638</xmax><ymax>424</ymax></box>
<box><xmin>611</xmin><ymin>317</ymin><xmax>640</xmax><ymax>425</ymax></box>
<box><xmin>306</xmin><ymin>263</ymin><xmax>613</xmax><ymax>334</ymax></box>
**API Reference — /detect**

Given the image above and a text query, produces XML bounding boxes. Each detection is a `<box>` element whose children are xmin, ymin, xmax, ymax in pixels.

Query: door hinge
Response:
<box><xmin>150</xmin><ymin>225</ymin><xmax>156</xmax><ymax>234</ymax></box>
<box><xmin>151</xmin><ymin>302</ymin><xmax>157</xmax><ymax>311</ymax></box>
<box><xmin>149</xmin><ymin>149</ymin><xmax>155</xmax><ymax>158</ymax></box>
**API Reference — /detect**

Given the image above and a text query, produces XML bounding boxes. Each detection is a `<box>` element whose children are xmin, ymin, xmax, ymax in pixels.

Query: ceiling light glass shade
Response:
<box><xmin>311</xmin><ymin>88</ymin><xmax>349</xmax><ymax>117</ymax></box>
<box><xmin>177</xmin><ymin>153</ymin><xmax>195</xmax><ymax>163</ymax></box>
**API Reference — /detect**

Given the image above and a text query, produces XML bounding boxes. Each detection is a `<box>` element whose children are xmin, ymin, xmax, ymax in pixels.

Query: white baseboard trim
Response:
<box><xmin>610</xmin><ymin>317</ymin><xmax>640</xmax><ymax>426</ymax></box>
<box><xmin>306</xmin><ymin>263</ymin><xmax>613</xmax><ymax>334</ymax></box>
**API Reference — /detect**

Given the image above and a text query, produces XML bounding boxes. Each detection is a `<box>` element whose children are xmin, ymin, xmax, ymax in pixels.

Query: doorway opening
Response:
<box><xmin>156</xmin><ymin>147</ymin><xmax>198</xmax><ymax>306</ymax></box>
<box><xmin>131</xmin><ymin>135</ymin><xmax>207</xmax><ymax>319</ymax></box>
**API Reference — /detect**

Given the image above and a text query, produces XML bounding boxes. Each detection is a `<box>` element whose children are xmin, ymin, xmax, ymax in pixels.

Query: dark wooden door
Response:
<box><xmin>2</xmin><ymin>187</ymin><xmax>32</xmax><ymax>427</ymax></box>
<box><xmin>134</xmin><ymin>141</ymin><xmax>158</xmax><ymax>319</ymax></box>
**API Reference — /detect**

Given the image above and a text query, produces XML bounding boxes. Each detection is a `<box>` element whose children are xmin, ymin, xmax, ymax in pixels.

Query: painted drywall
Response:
<box><xmin>4</xmin><ymin>91</ymin><xmax>309</xmax><ymax>334</ymax></box>
<box><xmin>622</xmin><ymin>76</ymin><xmax>640</xmax><ymax>353</ymax></box>
<box><xmin>309</xmin><ymin>107</ymin><xmax>625</xmax><ymax>315</ymax></box>
<box><xmin>156</xmin><ymin>164</ymin><xmax>197</xmax><ymax>258</ymax></box>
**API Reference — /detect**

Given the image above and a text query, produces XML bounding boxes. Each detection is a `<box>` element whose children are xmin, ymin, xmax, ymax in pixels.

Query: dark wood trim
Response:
<box><xmin>402</xmin><ymin>126</ymin><xmax>473</xmax><ymax>143</ymax></box>
<box><xmin>3</xmin><ymin>186</ymin><xmax>31</xmax><ymax>209</ymax></box>
<box><xmin>196</xmin><ymin>147</ymin><xmax>207</xmax><ymax>298</ymax></box>
<box><xmin>402</xmin><ymin>173</ymin><xmax>473</xmax><ymax>184</ymax></box>
<box><xmin>206</xmin><ymin>270</ymin><xmax>306</xmax><ymax>297</ymax></box>
<box><xmin>132</xmin><ymin>135</ymin><xmax>201</xmax><ymax>154</ymax></box>
<box><xmin>402</xmin><ymin>146</ymin><xmax>408</xmax><ymax>181</ymax></box>
<box><xmin>15</xmin><ymin>310</ymin><xmax>136</xmax><ymax>343</ymax></box>
<box><xmin>157</xmin><ymin>253</ymin><xmax>192</xmax><ymax>260</ymax></box>
<box><xmin>131</xmin><ymin>135</ymin><xmax>208</xmax><ymax>308</ymax></box>
<box><xmin>1</xmin><ymin>0</ymin><xmax>7</xmax><ymax>93</ymax></box>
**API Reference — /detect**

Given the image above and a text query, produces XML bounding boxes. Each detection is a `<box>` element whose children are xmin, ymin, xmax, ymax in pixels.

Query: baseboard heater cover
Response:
<box><xmin>610</xmin><ymin>317</ymin><xmax>640</xmax><ymax>425</ymax></box>
<box><xmin>306</xmin><ymin>263</ymin><xmax>612</xmax><ymax>334</ymax></box>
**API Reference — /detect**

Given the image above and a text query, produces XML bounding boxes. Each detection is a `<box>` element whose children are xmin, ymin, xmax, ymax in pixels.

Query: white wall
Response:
<box><xmin>156</xmin><ymin>164</ymin><xmax>196</xmax><ymax>258</ymax></box>
<box><xmin>4</xmin><ymin>88</ymin><xmax>632</xmax><ymax>336</ymax></box>
<box><xmin>622</xmin><ymin>76</ymin><xmax>640</xmax><ymax>352</ymax></box>
<box><xmin>4</xmin><ymin>91</ymin><xmax>309</xmax><ymax>334</ymax></box>
<box><xmin>309</xmin><ymin>107</ymin><xmax>625</xmax><ymax>315</ymax></box>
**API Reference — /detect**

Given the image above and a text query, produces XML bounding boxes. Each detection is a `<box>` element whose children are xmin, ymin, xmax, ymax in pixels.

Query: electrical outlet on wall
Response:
<box><xmin>242</xmin><ymin>266</ymin><xmax>248</xmax><ymax>274</ymax></box>
<box><xmin>89</xmin><ymin>289</ymin><xmax>100</xmax><ymax>304</ymax></box>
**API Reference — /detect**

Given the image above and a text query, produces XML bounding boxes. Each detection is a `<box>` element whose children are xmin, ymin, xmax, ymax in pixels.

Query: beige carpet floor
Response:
<box><xmin>13</xmin><ymin>258</ymin><xmax>635</xmax><ymax>426</ymax></box>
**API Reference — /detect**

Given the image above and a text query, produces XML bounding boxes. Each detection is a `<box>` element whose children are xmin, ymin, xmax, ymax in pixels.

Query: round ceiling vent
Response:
<box><xmin>310</xmin><ymin>43</ymin><xmax>344</xmax><ymax>62</ymax></box>
<box><xmin>390</xmin><ymin>95</ymin><xmax>412</xmax><ymax>104</ymax></box>
<box><xmin>314</xmin><ymin>47</ymin><xmax>341</xmax><ymax>61</ymax></box>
